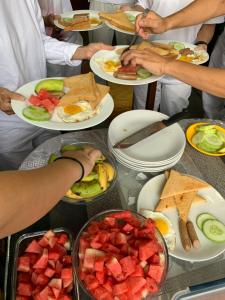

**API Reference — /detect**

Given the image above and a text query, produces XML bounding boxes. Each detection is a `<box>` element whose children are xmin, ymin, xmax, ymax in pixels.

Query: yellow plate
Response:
<box><xmin>186</xmin><ymin>122</ymin><xmax>225</xmax><ymax>156</ymax></box>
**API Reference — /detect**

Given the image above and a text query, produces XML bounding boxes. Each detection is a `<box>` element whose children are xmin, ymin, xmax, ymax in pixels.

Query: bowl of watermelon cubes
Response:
<box><xmin>12</xmin><ymin>228</ymin><xmax>76</xmax><ymax>300</ymax></box>
<box><xmin>73</xmin><ymin>209</ymin><xmax>169</xmax><ymax>300</ymax></box>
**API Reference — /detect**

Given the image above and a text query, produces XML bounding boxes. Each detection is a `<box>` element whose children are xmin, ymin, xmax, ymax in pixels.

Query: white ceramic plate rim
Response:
<box><xmin>137</xmin><ymin>174</ymin><xmax>225</xmax><ymax>262</ymax></box>
<box><xmin>90</xmin><ymin>46</ymin><xmax>163</xmax><ymax>86</ymax></box>
<box><xmin>54</xmin><ymin>10</ymin><xmax>104</xmax><ymax>31</ymax></box>
<box><xmin>11</xmin><ymin>78</ymin><xmax>114</xmax><ymax>131</ymax></box>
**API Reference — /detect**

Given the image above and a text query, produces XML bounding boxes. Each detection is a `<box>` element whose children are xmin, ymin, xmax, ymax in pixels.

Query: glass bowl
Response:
<box><xmin>60</xmin><ymin>142</ymin><xmax>118</xmax><ymax>205</ymax></box>
<box><xmin>73</xmin><ymin>209</ymin><xmax>169</xmax><ymax>300</ymax></box>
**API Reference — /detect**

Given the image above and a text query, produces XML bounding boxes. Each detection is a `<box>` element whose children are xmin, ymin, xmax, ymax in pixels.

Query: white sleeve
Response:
<box><xmin>136</xmin><ymin>0</ymin><xmax>153</xmax><ymax>9</ymax></box>
<box><xmin>205</xmin><ymin>16</ymin><xmax>225</xmax><ymax>24</ymax></box>
<box><xmin>35</xmin><ymin>1</ymin><xmax>81</xmax><ymax>66</ymax></box>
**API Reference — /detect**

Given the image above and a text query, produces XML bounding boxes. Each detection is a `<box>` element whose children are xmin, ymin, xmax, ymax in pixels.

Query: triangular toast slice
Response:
<box><xmin>174</xmin><ymin>192</ymin><xmax>195</xmax><ymax>222</ymax></box>
<box><xmin>99</xmin><ymin>12</ymin><xmax>135</xmax><ymax>32</ymax></box>
<box><xmin>160</xmin><ymin>170</ymin><xmax>210</xmax><ymax>199</ymax></box>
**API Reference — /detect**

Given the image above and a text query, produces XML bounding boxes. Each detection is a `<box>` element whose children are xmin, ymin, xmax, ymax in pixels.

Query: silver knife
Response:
<box><xmin>113</xmin><ymin>110</ymin><xmax>190</xmax><ymax>149</ymax></box>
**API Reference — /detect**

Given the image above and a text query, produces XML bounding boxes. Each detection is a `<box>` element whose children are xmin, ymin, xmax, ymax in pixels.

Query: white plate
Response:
<box><xmin>104</xmin><ymin>11</ymin><xmax>141</xmax><ymax>35</ymax></box>
<box><xmin>152</xmin><ymin>40</ymin><xmax>209</xmax><ymax>65</ymax></box>
<box><xmin>90</xmin><ymin>46</ymin><xmax>163</xmax><ymax>86</ymax></box>
<box><xmin>54</xmin><ymin>10</ymin><xmax>104</xmax><ymax>32</ymax></box>
<box><xmin>108</xmin><ymin>110</ymin><xmax>186</xmax><ymax>162</ymax></box>
<box><xmin>109</xmin><ymin>138</ymin><xmax>185</xmax><ymax>166</ymax></box>
<box><xmin>137</xmin><ymin>174</ymin><xmax>225</xmax><ymax>262</ymax></box>
<box><xmin>11</xmin><ymin>78</ymin><xmax>114</xmax><ymax>131</ymax></box>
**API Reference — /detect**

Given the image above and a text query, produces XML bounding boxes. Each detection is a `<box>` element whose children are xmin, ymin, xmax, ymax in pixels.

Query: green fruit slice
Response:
<box><xmin>23</xmin><ymin>106</ymin><xmax>51</xmax><ymax>121</ymax></box>
<box><xmin>192</xmin><ymin>132</ymin><xmax>205</xmax><ymax>145</ymax></box>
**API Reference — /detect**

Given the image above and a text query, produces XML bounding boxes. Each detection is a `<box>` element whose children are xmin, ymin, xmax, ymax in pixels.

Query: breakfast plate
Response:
<box><xmin>90</xmin><ymin>46</ymin><xmax>163</xmax><ymax>85</ymax></box>
<box><xmin>103</xmin><ymin>10</ymin><xmax>141</xmax><ymax>35</ymax></box>
<box><xmin>152</xmin><ymin>40</ymin><xmax>209</xmax><ymax>65</ymax></box>
<box><xmin>137</xmin><ymin>174</ymin><xmax>225</xmax><ymax>262</ymax></box>
<box><xmin>54</xmin><ymin>10</ymin><xmax>103</xmax><ymax>32</ymax></box>
<box><xmin>11</xmin><ymin>78</ymin><xmax>114</xmax><ymax>131</ymax></box>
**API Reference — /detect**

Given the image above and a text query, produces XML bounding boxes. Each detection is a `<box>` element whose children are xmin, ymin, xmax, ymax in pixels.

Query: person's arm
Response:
<box><xmin>136</xmin><ymin>0</ymin><xmax>225</xmax><ymax>38</ymax></box>
<box><xmin>34</xmin><ymin>1</ymin><xmax>113</xmax><ymax>66</ymax></box>
<box><xmin>122</xmin><ymin>49</ymin><xmax>225</xmax><ymax>97</ymax></box>
<box><xmin>0</xmin><ymin>148</ymin><xmax>101</xmax><ymax>238</ymax></box>
<box><xmin>195</xmin><ymin>24</ymin><xmax>216</xmax><ymax>51</ymax></box>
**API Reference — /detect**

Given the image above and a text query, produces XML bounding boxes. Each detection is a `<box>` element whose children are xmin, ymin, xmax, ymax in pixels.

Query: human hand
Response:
<box><xmin>195</xmin><ymin>44</ymin><xmax>208</xmax><ymax>51</ymax></box>
<box><xmin>62</xmin><ymin>146</ymin><xmax>102</xmax><ymax>177</ymax></box>
<box><xmin>0</xmin><ymin>88</ymin><xmax>25</xmax><ymax>115</ymax></box>
<box><xmin>43</xmin><ymin>14</ymin><xmax>56</xmax><ymax>27</ymax></box>
<box><xmin>73</xmin><ymin>43</ymin><xmax>114</xmax><ymax>60</ymax></box>
<box><xmin>121</xmin><ymin>49</ymin><xmax>170</xmax><ymax>76</ymax></box>
<box><xmin>136</xmin><ymin>11</ymin><xmax>168</xmax><ymax>39</ymax></box>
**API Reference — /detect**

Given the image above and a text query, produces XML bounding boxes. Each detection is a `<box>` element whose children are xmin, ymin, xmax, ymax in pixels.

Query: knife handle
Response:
<box><xmin>162</xmin><ymin>109</ymin><xmax>191</xmax><ymax>126</ymax></box>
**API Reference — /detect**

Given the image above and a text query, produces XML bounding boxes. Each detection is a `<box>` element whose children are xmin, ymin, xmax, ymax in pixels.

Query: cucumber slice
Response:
<box><xmin>216</xmin><ymin>131</ymin><xmax>225</xmax><ymax>143</ymax></box>
<box><xmin>169</xmin><ymin>41</ymin><xmax>185</xmax><ymax>50</ymax></box>
<box><xmin>205</xmin><ymin>133</ymin><xmax>224</xmax><ymax>147</ymax></box>
<box><xmin>196</xmin><ymin>125</ymin><xmax>216</xmax><ymax>133</ymax></box>
<box><xmin>23</xmin><ymin>106</ymin><xmax>51</xmax><ymax>121</ymax></box>
<box><xmin>192</xmin><ymin>132</ymin><xmax>205</xmax><ymax>145</ymax></box>
<box><xmin>196</xmin><ymin>213</ymin><xmax>216</xmax><ymax>230</ymax></box>
<box><xmin>137</xmin><ymin>68</ymin><xmax>151</xmax><ymax>79</ymax></box>
<box><xmin>202</xmin><ymin>219</ymin><xmax>225</xmax><ymax>243</ymax></box>
<box><xmin>126</xmin><ymin>14</ymin><xmax>136</xmax><ymax>23</ymax></box>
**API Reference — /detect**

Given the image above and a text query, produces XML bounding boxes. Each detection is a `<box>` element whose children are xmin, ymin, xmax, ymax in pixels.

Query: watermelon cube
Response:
<box><xmin>61</xmin><ymin>268</ymin><xmax>72</xmax><ymax>279</ymax></box>
<box><xmin>96</xmin><ymin>271</ymin><xmax>105</xmax><ymax>284</ymax></box>
<box><xmin>35</xmin><ymin>273</ymin><xmax>49</xmax><ymax>286</ymax></box>
<box><xmin>48</xmin><ymin>278</ymin><xmax>62</xmax><ymax>290</ymax></box>
<box><xmin>83</xmin><ymin>248</ymin><xmax>106</xmax><ymax>270</ymax></box>
<box><xmin>44</xmin><ymin>267</ymin><xmax>55</xmax><ymax>278</ymax></box>
<box><xmin>146</xmin><ymin>277</ymin><xmax>159</xmax><ymax>293</ymax></box>
<box><xmin>17</xmin><ymin>283</ymin><xmax>32</xmax><ymax>296</ymax></box>
<box><xmin>83</xmin><ymin>274</ymin><xmax>99</xmax><ymax>290</ymax></box>
<box><xmin>113</xmin><ymin>282</ymin><xmax>128</xmax><ymax>296</ymax></box>
<box><xmin>57</xmin><ymin>233</ymin><xmax>68</xmax><ymax>245</ymax></box>
<box><xmin>105</xmin><ymin>257</ymin><xmax>122</xmax><ymax>280</ymax></box>
<box><xmin>17</xmin><ymin>272</ymin><xmax>31</xmax><ymax>283</ymax></box>
<box><xmin>148</xmin><ymin>265</ymin><xmax>164</xmax><ymax>284</ymax></box>
<box><xmin>139</xmin><ymin>241</ymin><xmax>158</xmax><ymax>261</ymax></box>
<box><xmin>122</xmin><ymin>223</ymin><xmax>134</xmax><ymax>233</ymax></box>
<box><xmin>94</xmin><ymin>258</ymin><xmax>105</xmax><ymax>272</ymax></box>
<box><xmin>33</xmin><ymin>248</ymin><xmax>48</xmax><ymax>269</ymax></box>
<box><xmin>25</xmin><ymin>240</ymin><xmax>43</xmax><ymax>254</ymax></box>
<box><xmin>17</xmin><ymin>256</ymin><xmax>30</xmax><ymax>272</ymax></box>
<box><xmin>126</xmin><ymin>277</ymin><xmax>146</xmax><ymax>295</ymax></box>
<box><xmin>115</xmin><ymin>233</ymin><xmax>127</xmax><ymax>245</ymax></box>
<box><xmin>119</xmin><ymin>256</ymin><xmax>136</xmax><ymax>276</ymax></box>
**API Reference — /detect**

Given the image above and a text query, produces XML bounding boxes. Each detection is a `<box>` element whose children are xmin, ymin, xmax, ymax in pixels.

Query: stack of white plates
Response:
<box><xmin>108</xmin><ymin>110</ymin><xmax>186</xmax><ymax>173</ymax></box>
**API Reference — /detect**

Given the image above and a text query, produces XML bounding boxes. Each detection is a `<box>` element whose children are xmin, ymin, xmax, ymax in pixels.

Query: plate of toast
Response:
<box><xmin>54</xmin><ymin>10</ymin><xmax>103</xmax><ymax>31</ymax></box>
<box><xmin>11</xmin><ymin>73</ymin><xmax>114</xmax><ymax>131</ymax></box>
<box><xmin>137</xmin><ymin>170</ymin><xmax>225</xmax><ymax>262</ymax></box>
<box><xmin>99</xmin><ymin>10</ymin><xmax>141</xmax><ymax>35</ymax></box>
<box><xmin>90</xmin><ymin>46</ymin><xmax>163</xmax><ymax>85</ymax></box>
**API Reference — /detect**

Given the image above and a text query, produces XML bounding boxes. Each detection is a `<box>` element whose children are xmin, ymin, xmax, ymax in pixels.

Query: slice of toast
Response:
<box><xmin>155</xmin><ymin>193</ymin><xmax>206</xmax><ymax>212</ymax></box>
<box><xmin>100</xmin><ymin>12</ymin><xmax>135</xmax><ymax>32</ymax></box>
<box><xmin>160</xmin><ymin>170</ymin><xmax>210</xmax><ymax>199</ymax></box>
<box><xmin>174</xmin><ymin>192</ymin><xmax>195</xmax><ymax>222</ymax></box>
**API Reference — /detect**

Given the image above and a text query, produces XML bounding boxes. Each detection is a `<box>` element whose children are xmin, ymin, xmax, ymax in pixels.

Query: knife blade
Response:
<box><xmin>113</xmin><ymin>109</ymin><xmax>191</xmax><ymax>149</ymax></box>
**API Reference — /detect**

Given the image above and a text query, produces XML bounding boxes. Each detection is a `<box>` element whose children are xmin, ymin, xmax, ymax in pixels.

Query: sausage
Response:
<box><xmin>114</xmin><ymin>71</ymin><xmax>137</xmax><ymax>80</ymax></box>
<box><xmin>179</xmin><ymin>219</ymin><xmax>192</xmax><ymax>251</ymax></box>
<box><xmin>187</xmin><ymin>221</ymin><xmax>201</xmax><ymax>249</ymax></box>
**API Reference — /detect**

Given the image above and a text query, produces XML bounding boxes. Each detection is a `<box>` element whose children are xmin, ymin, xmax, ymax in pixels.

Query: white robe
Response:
<box><xmin>38</xmin><ymin>0</ymin><xmax>83</xmax><ymax>77</ymax></box>
<box><xmin>0</xmin><ymin>0</ymin><xmax>81</xmax><ymax>170</ymax></box>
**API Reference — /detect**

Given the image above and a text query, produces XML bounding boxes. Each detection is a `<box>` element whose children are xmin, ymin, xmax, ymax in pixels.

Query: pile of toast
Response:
<box><xmin>58</xmin><ymin>14</ymin><xmax>91</xmax><ymax>31</ymax></box>
<box><xmin>60</xmin><ymin>72</ymin><xmax>110</xmax><ymax>109</ymax></box>
<box><xmin>99</xmin><ymin>11</ymin><xmax>135</xmax><ymax>33</ymax></box>
<box><xmin>131</xmin><ymin>41</ymin><xmax>179</xmax><ymax>58</ymax></box>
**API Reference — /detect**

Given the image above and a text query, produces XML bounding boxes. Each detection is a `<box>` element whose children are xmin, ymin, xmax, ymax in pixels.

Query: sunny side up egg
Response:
<box><xmin>140</xmin><ymin>209</ymin><xmax>176</xmax><ymax>251</ymax></box>
<box><xmin>56</xmin><ymin>101</ymin><xmax>97</xmax><ymax>123</ymax></box>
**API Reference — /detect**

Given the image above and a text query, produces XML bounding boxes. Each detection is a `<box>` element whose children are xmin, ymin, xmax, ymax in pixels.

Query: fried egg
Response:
<box><xmin>95</xmin><ymin>57</ymin><xmax>121</xmax><ymax>73</ymax></box>
<box><xmin>56</xmin><ymin>101</ymin><xmax>98</xmax><ymax>123</ymax></box>
<box><xmin>140</xmin><ymin>209</ymin><xmax>176</xmax><ymax>251</ymax></box>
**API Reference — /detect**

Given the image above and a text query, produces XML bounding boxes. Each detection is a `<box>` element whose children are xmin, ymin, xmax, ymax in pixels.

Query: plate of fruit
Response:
<box><xmin>11</xmin><ymin>73</ymin><xmax>114</xmax><ymax>131</ymax></box>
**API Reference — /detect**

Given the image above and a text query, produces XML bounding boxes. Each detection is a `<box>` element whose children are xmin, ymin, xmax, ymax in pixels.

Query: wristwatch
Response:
<box><xmin>195</xmin><ymin>41</ymin><xmax>208</xmax><ymax>46</ymax></box>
